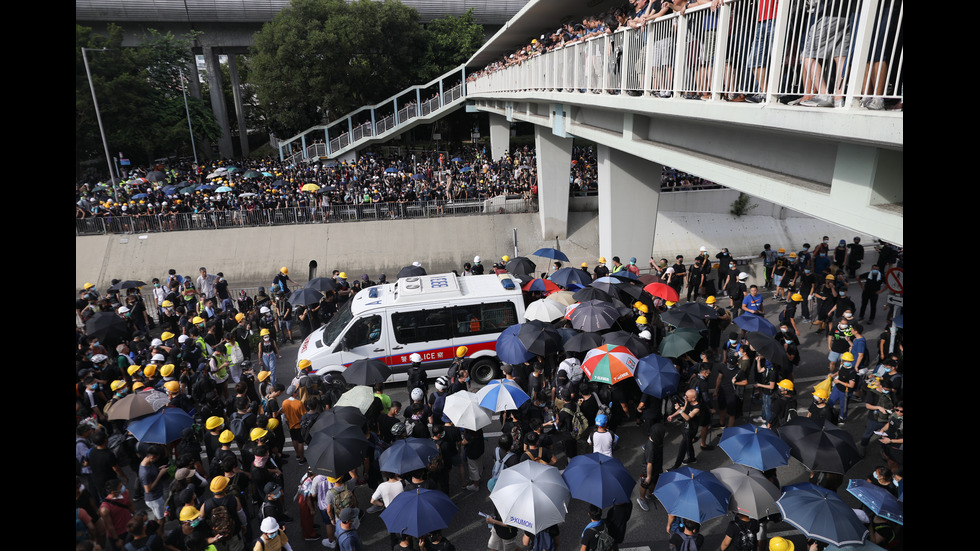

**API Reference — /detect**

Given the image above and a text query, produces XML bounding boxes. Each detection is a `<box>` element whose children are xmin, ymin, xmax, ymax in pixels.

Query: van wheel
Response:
<box><xmin>470</xmin><ymin>358</ymin><xmax>498</xmax><ymax>385</ymax></box>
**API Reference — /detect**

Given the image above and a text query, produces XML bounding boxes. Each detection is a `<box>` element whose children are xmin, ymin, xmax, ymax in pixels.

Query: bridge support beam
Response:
<box><xmin>204</xmin><ymin>46</ymin><xmax>234</xmax><ymax>159</ymax></box>
<box><xmin>597</xmin><ymin>145</ymin><xmax>662</xmax><ymax>264</ymax></box>
<box><xmin>489</xmin><ymin>113</ymin><xmax>509</xmax><ymax>161</ymax></box>
<box><xmin>829</xmin><ymin>144</ymin><xmax>904</xmax><ymax>242</ymax></box>
<box><xmin>227</xmin><ymin>54</ymin><xmax>249</xmax><ymax>157</ymax></box>
<box><xmin>534</xmin><ymin>125</ymin><xmax>572</xmax><ymax>240</ymax></box>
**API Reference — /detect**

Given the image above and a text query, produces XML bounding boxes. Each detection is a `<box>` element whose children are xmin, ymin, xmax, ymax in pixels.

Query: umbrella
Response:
<box><xmin>582</xmin><ymin>344</ymin><xmax>638</xmax><ymax>384</ymax></box>
<box><xmin>146</xmin><ymin>171</ymin><xmax>167</xmax><ymax>182</ymax></box>
<box><xmin>130</xmin><ymin>193</ymin><xmax>149</xmax><ymax>200</ymax></box>
<box><xmin>633</xmin><ymin>353</ymin><xmax>680</xmax><ymax>398</ymax></box>
<box><xmin>195</xmin><ymin>184</ymin><xmax>215</xmax><ymax>191</ymax></box>
<box><xmin>661</xmin><ymin>308</ymin><xmax>709</xmax><ymax>329</ymax></box>
<box><xmin>307</xmin><ymin>422</ymin><xmax>370</xmax><ymax>477</ymax></box>
<box><xmin>825</xmin><ymin>542</ymin><xmax>887</xmax><ymax>551</ymax></box>
<box><xmin>524</xmin><ymin>298</ymin><xmax>566</xmax><ymax>323</ymax></box>
<box><xmin>206</xmin><ymin>170</ymin><xmax>224</xmax><ymax>179</ymax></box>
<box><xmin>271</xmin><ymin>179</ymin><xmax>289</xmax><ymax>187</ymax></box>
<box><xmin>379</xmin><ymin>437</ymin><xmax>440</xmax><ymax>475</ymax></box>
<box><xmin>563</xmin><ymin>332</ymin><xmax>604</xmax><ymax>354</ymax></box>
<box><xmin>609</xmin><ymin>270</ymin><xmax>639</xmax><ymax>281</ymax></box>
<box><xmin>653</xmin><ymin>466</ymin><xmax>731</xmax><ymax>523</ymax></box>
<box><xmin>443</xmin><ymin>391</ymin><xmax>494</xmax><ymax>430</ymax></box>
<box><xmin>411</xmin><ymin>173</ymin><xmax>425</xmax><ymax>180</ymax></box>
<box><xmin>602</xmin><ymin>330</ymin><xmax>651</xmax><ymax>358</ymax></box>
<box><xmin>334</xmin><ymin>386</ymin><xmax>377</xmax><ymax>414</ymax></box>
<box><xmin>562</xmin><ymin>453</ymin><xmax>636</xmax><ymax>508</ymax></box>
<box><xmin>108</xmin><ymin>280</ymin><xmax>146</xmax><ymax>290</ymax></box>
<box><xmin>306</xmin><ymin>277</ymin><xmax>338</xmax><ymax>293</ymax></box>
<box><xmin>385</xmin><ymin>167</ymin><xmax>399</xmax><ymax>173</ymax></box>
<box><xmin>516</xmin><ymin>322</ymin><xmax>563</xmax><ymax>357</ymax></box>
<box><xmin>776</xmin><ymin>483</ymin><xmax>869</xmax><ymax>547</ymax></box>
<box><xmin>734</xmin><ymin>314</ymin><xmax>777</xmax><ymax>337</ymax></box>
<box><xmin>658</xmin><ymin>328</ymin><xmax>706</xmax><ymax>358</ymax></box>
<box><xmin>532</xmin><ymin>248</ymin><xmax>570</xmax><ymax>262</ymax></box>
<box><xmin>343</xmin><ymin>358</ymin><xmax>391</xmax><ymax>386</ymax></box>
<box><xmin>745</xmin><ymin>332</ymin><xmax>789</xmax><ymax>367</ymax></box>
<box><xmin>225</xmin><ymin>166</ymin><xmax>240</xmax><ymax>173</ymax></box>
<box><xmin>846</xmin><ymin>480</ymin><xmax>903</xmax><ymax>525</ymax></box>
<box><xmin>490</xmin><ymin>461</ymin><xmax>570</xmax><ymax>534</ymax></box>
<box><xmin>569</xmin><ymin>301</ymin><xmax>622</xmax><ymax>332</ymax></box>
<box><xmin>477</xmin><ymin>379</ymin><xmax>531</xmax><ymax>412</ymax></box>
<box><xmin>289</xmin><ymin>287</ymin><xmax>323</xmax><ymax>306</ymax></box>
<box><xmin>495</xmin><ymin>325</ymin><xmax>535</xmax><ymax>365</ymax></box>
<box><xmin>572</xmin><ymin>287</ymin><xmax>613</xmax><ymax>304</ymax></box>
<box><xmin>179</xmin><ymin>186</ymin><xmax>196</xmax><ymax>195</ymax></box>
<box><xmin>718</xmin><ymin>424</ymin><xmax>792</xmax><ymax>471</ymax></box>
<box><xmin>301</xmin><ymin>183</ymin><xmax>320</xmax><ymax>192</ymax></box>
<box><xmin>126</xmin><ymin>407</ymin><xmax>194</xmax><ymax>444</ymax></box>
<box><xmin>549</xmin><ymin>268</ymin><xmax>592</xmax><ymax>289</ymax></box>
<box><xmin>674</xmin><ymin>301</ymin><xmax>719</xmax><ymax>320</ymax></box>
<box><xmin>309</xmin><ymin>406</ymin><xmax>367</xmax><ymax>434</ymax></box>
<box><xmin>451</xmin><ymin>157</ymin><xmax>463</xmax><ymax>162</ymax></box>
<box><xmin>505</xmin><ymin>257</ymin><xmax>537</xmax><ymax>275</ymax></box>
<box><xmin>460</xmin><ymin>166</ymin><xmax>473</xmax><ymax>172</ymax></box>
<box><xmin>380</xmin><ymin>488</ymin><xmax>458</xmax><ymax>537</ymax></box>
<box><xmin>106</xmin><ymin>390</ymin><xmax>169</xmax><ymax>421</ymax></box>
<box><xmin>262</xmin><ymin>171</ymin><xmax>274</xmax><ymax>177</ymax></box>
<box><xmin>643</xmin><ymin>282</ymin><xmax>680</xmax><ymax>302</ymax></box>
<box><xmin>522</xmin><ymin>278</ymin><xmax>560</xmax><ymax>294</ymax></box>
<box><xmin>710</xmin><ymin>465</ymin><xmax>782</xmax><ymax>520</ymax></box>
<box><xmin>214</xmin><ymin>186</ymin><xmax>233</xmax><ymax>193</ymax></box>
<box><xmin>546</xmin><ymin>290</ymin><xmax>577</xmax><ymax>307</ymax></box>
<box><xmin>85</xmin><ymin>312</ymin><xmax>131</xmax><ymax>346</ymax></box>
<box><xmin>242</xmin><ymin>170</ymin><xmax>262</xmax><ymax>179</ymax></box>
<box><xmin>396</xmin><ymin>265</ymin><xmax>426</xmax><ymax>278</ymax></box>
<box><xmin>776</xmin><ymin>417</ymin><xmax>861</xmax><ymax>474</ymax></box>
<box><xmin>161</xmin><ymin>185</ymin><xmax>178</xmax><ymax>195</ymax></box>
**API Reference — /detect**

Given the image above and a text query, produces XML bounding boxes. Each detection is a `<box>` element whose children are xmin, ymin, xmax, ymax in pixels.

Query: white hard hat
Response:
<box><xmin>738</xmin><ymin>272</ymin><xmax>749</xmax><ymax>280</ymax></box>
<box><xmin>699</xmin><ymin>246</ymin><xmax>707</xmax><ymax>252</ymax></box>
<box><xmin>151</xmin><ymin>338</ymin><xmax>163</xmax><ymax>347</ymax></box>
<box><xmin>260</xmin><ymin>306</ymin><xmax>271</xmax><ymax>314</ymax></box>
<box><xmin>411</xmin><ymin>388</ymin><xmax>424</xmax><ymax>401</ymax></box>
<box><xmin>410</xmin><ymin>353</ymin><xmax>422</xmax><ymax>363</ymax></box>
<box><xmin>474</xmin><ymin>255</ymin><xmax>481</xmax><ymax>263</ymax></box>
<box><xmin>639</xmin><ymin>329</ymin><xmax>652</xmax><ymax>340</ymax></box>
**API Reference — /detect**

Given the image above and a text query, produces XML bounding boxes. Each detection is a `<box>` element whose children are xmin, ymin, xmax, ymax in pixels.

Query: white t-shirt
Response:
<box><xmin>588</xmin><ymin>429</ymin><xmax>616</xmax><ymax>457</ymax></box>
<box><xmin>557</xmin><ymin>358</ymin><xmax>584</xmax><ymax>384</ymax></box>
<box><xmin>371</xmin><ymin>480</ymin><xmax>405</xmax><ymax>508</ymax></box>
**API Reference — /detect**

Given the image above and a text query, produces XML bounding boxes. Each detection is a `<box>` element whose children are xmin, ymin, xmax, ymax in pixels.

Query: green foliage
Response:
<box><xmin>76</xmin><ymin>24</ymin><xmax>219</xmax><ymax>176</ymax></box>
<box><xmin>730</xmin><ymin>192</ymin><xmax>758</xmax><ymax>217</ymax></box>
<box><xmin>417</xmin><ymin>9</ymin><xmax>485</xmax><ymax>82</ymax></box>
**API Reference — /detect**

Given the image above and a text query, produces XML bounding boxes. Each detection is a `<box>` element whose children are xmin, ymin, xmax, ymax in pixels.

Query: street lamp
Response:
<box><xmin>81</xmin><ymin>46</ymin><xmax>118</xmax><ymax>202</ymax></box>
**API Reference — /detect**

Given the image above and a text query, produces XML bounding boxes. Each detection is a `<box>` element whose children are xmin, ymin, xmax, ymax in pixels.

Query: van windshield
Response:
<box><xmin>320</xmin><ymin>300</ymin><xmax>353</xmax><ymax>349</ymax></box>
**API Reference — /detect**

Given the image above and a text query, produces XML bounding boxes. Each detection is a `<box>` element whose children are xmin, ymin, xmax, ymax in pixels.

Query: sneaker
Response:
<box><xmin>800</xmin><ymin>96</ymin><xmax>834</xmax><ymax>108</ymax></box>
<box><xmin>753</xmin><ymin>416</ymin><xmax>765</xmax><ymax>423</ymax></box>
<box><xmin>683</xmin><ymin>457</ymin><xmax>698</xmax><ymax>465</ymax></box>
<box><xmin>865</xmin><ymin>97</ymin><xmax>885</xmax><ymax>110</ymax></box>
<box><xmin>305</xmin><ymin>534</ymin><xmax>323</xmax><ymax>541</ymax></box>
<box><xmin>837</xmin><ymin>421</ymin><xmax>846</xmax><ymax>427</ymax></box>
<box><xmin>636</xmin><ymin>497</ymin><xmax>650</xmax><ymax>512</ymax></box>
<box><xmin>834</xmin><ymin>98</ymin><xmax>845</xmax><ymax>108</ymax></box>
<box><xmin>746</xmin><ymin>94</ymin><xmax>765</xmax><ymax>103</ymax></box>
<box><xmin>465</xmin><ymin>484</ymin><xmax>479</xmax><ymax>492</ymax></box>
<box><xmin>322</xmin><ymin>538</ymin><xmax>337</xmax><ymax>548</ymax></box>
<box><xmin>728</xmin><ymin>94</ymin><xmax>746</xmax><ymax>102</ymax></box>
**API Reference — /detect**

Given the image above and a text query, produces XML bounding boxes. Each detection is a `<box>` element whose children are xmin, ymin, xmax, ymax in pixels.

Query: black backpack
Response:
<box><xmin>732</xmin><ymin>518</ymin><xmax>758</xmax><ymax>551</ymax></box>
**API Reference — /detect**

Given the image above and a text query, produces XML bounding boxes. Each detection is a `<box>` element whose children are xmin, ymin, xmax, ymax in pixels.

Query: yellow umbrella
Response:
<box><xmin>301</xmin><ymin>183</ymin><xmax>320</xmax><ymax>192</ymax></box>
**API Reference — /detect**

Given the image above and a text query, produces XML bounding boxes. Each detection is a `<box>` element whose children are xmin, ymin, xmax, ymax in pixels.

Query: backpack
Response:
<box><xmin>585</xmin><ymin>522</ymin><xmax>616</xmax><ymax>551</ymax></box>
<box><xmin>563</xmin><ymin>407</ymin><xmax>591</xmax><ymax>441</ymax></box>
<box><xmin>208</xmin><ymin>504</ymin><xmax>234</xmax><ymax>538</ymax></box>
<box><xmin>229</xmin><ymin>411</ymin><xmax>253</xmax><ymax>442</ymax></box>
<box><xmin>122</xmin><ymin>535</ymin><xmax>159</xmax><ymax>551</ymax></box>
<box><xmin>330</xmin><ymin>485</ymin><xmax>356</xmax><ymax>513</ymax></box>
<box><xmin>299</xmin><ymin>411</ymin><xmax>321</xmax><ymax>445</ymax></box>
<box><xmin>532</xmin><ymin>529</ymin><xmax>556</xmax><ymax>551</ymax></box>
<box><xmin>408</xmin><ymin>368</ymin><xmax>426</xmax><ymax>392</ymax></box>
<box><xmin>487</xmin><ymin>448</ymin><xmax>515</xmax><ymax>491</ymax></box>
<box><xmin>732</xmin><ymin>519</ymin><xmax>758</xmax><ymax>551</ymax></box>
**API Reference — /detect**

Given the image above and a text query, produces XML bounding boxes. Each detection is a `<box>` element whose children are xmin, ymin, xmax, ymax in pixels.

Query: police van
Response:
<box><xmin>297</xmin><ymin>273</ymin><xmax>526</xmax><ymax>385</ymax></box>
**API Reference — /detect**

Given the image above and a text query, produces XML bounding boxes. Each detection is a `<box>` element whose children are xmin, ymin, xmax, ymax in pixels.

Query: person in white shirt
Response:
<box><xmin>587</xmin><ymin>413</ymin><xmax>618</xmax><ymax>457</ymax></box>
<box><xmin>370</xmin><ymin>472</ymin><xmax>405</xmax><ymax>509</ymax></box>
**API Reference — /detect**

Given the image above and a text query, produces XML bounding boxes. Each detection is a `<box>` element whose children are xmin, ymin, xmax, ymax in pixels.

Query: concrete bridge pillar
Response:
<box><xmin>597</xmin><ymin>145</ymin><xmax>662</xmax><ymax>264</ymax></box>
<box><xmin>534</xmin><ymin>125</ymin><xmax>573</xmax><ymax>240</ymax></box>
<box><xmin>204</xmin><ymin>46</ymin><xmax>234</xmax><ymax>159</ymax></box>
<box><xmin>227</xmin><ymin>54</ymin><xmax>249</xmax><ymax>158</ymax></box>
<box><xmin>489</xmin><ymin>113</ymin><xmax>510</xmax><ymax>161</ymax></box>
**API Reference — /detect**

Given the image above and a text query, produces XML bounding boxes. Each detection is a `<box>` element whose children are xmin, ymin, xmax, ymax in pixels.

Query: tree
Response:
<box><xmin>249</xmin><ymin>0</ymin><xmax>428</xmax><ymax>137</ymax></box>
<box><xmin>76</xmin><ymin>24</ymin><xmax>220</xmax><ymax>177</ymax></box>
<box><xmin>418</xmin><ymin>9</ymin><xmax>485</xmax><ymax>83</ymax></box>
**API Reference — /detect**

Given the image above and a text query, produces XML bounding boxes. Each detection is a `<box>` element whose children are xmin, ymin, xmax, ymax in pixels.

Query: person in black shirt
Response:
<box><xmin>858</xmin><ymin>264</ymin><xmax>885</xmax><ymax>323</ymax></box>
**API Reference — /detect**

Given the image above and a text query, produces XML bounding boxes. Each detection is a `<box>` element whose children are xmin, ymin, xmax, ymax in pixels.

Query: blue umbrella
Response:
<box><xmin>195</xmin><ymin>184</ymin><xmax>215</xmax><ymax>191</ymax></box>
<box><xmin>262</xmin><ymin>171</ymin><xmax>273</xmax><ymax>177</ymax></box>
<box><xmin>131</xmin><ymin>193</ymin><xmax>149</xmax><ymax>199</ymax></box>
<box><xmin>381</xmin><ymin>488</ymin><xmax>458</xmax><ymax>537</ymax></box>
<box><xmin>609</xmin><ymin>270</ymin><xmax>639</xmax><ymax>281</ymax></box>
<box><xmin>495</xmin><ymin>324</ymin><xmax>535</xmax><ymax>365</ymax></box>
<box><xmin>384</xmin><ymin>167</ymin><xmax>398</xmax><ymax>173</ymax></box>
<box><xmin>734</xmin><ymin>314</ymin><xmax>777</xmax><ymax>337</ymax></box>
<box><xmin>777</xmin><ymin>483</ymin><xmax>869</xmax><ymax>547</ymax></box>
<box><xmin>460</xmin><ymin>166</ymin><xmax>473</xmax><ymax>172</ymax></box>
<box><xmin>379</xmin><ymin>438</ymin><xmax>439</xmax><ymax>475</ymax></box>
<box><xmin>532</xmin><ymin>247</ymin><xmax>570</xmax><ymax>262</ymax></box>
<box><xmin>562</xmin><ymin>453</ymin><xmax>636</xmax><ymax>508</ymax></box>
<box><xmin>215</xmin><ymin>186</ymin><xmax>233</xmax><ymax>192</ymax></box>
<box><xmin>411</xmin><ymin>173</ymin><xmax>425</xmax><ymax>180</ymax></box>
<box><xmin>126</xmin><ymin>407</ymin><xmax>194</xmax><ymax>444</ymax></box>
<box><xmin>634</xmin><ymin>353</ymin><xmax>681</xmax><ymax>398</ymax></box>
<box><xmin>549</xmin><ymin>267</ymin><xmax>592</xmax><ymax>288</ymax></box>
<box><xmin>161</xmin><ymin>185</ymin><xmax>178</xmax><ymax>195</ymax></box>
<box><xmin>719</xmin><ymin>424</ymin><xmax>792</xmax><ymax>471</ymax></box>
<box><xmin>450</xmin><ymin>157</ymin><xmax>463</xmax><ymax>162</ymax></box>
<box><xmin>846</xmin><ymin>480</ymin><xmax>903</xmax><ymax>525</ymax></box>
<box><xmin>477</xmin><ymin>379</ymin><xmax>530</xmax><ymax>412</ymax></box>
<box><xmin>653</xmin><ymin>466</ymin><xmax>731</xmax><ymax>523</ymax></box>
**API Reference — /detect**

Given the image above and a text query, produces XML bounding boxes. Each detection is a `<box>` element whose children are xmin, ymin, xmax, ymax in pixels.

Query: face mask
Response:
<box><xmin>189</xmin><ymin>519</ymin><xmax>202</xmax><ymax>528</ymax></box>
<box><xmin>839</xmin><ymin>324</ymin><xmax>847</xmax><ymax>330</ymax></box>
<box><xmin>842</xmin><ymin>362</ymin><xmax>853</xmax><ymax>368</ymax></box>
<box><xmin>154</xmin><ymin>284</ymin><xmax>160</xmax><ymax>288</ymax></box>
<box><xmin>804</xmin><ymin>269</ymin><xmax>811</xmax><ymax>274</ymax></box>
<box><xmin>265</xmin><ymin>532</ymin><xmax>278</xmax><ymax>539</ymax></box>
<box><xmin>780</xmin><ymin>327</ymin><xmax>789</xmax><ymax>333</ymax></box>
<box><xmin>784</xmin><ymin>339</ymin><xmax>793</xmax><ymax>345</ymax></box>
<box><xmin>728</xmin><ymin>340</ymin><xmax>737</xmax><ymax>346</ymax></box>
<box><xmin>823</xmin><ymin>240</ymin><xmax>829</xmax><ymax>244</ymax></box>
<box><xmin>871</xmin><ymin>270</ymin><xmax>879</xmax><ymax>276</ymax></box>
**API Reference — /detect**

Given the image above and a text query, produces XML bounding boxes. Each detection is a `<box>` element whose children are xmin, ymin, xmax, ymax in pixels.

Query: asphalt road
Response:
<box><xmin>251</xmin><ymin>287</ymin><xmax>898</xmax><ymax>551</ymax></box>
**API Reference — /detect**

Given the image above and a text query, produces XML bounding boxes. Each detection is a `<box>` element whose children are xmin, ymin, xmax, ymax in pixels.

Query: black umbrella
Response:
<box><xmin>289</xmin><ymin>287</ymin><xmax>323</xmax><ymax>306</ymax></box>
<box><xmin>745</xmin><ymin>331</ymin><xmax>789</xmax><ymax>367</ymax></box>
<box><xmin>564</xmin><ymin>332</ymin><xmax>604</xmax><ymax>354</ymax></box>
<box><xmin>573</xmin><ymin>287</ymin><xmax>613</xmax><ymax>304</ymax></box>
<box><xmin>397</xmin><ymin>265</ymin><xmax>426</xmax><ymax>279</ymax></box>
<box><xmin>343</xmin><ymin>358</ymin><xmax>392</xmax><ymax>386</ymax></box>
<box><xmin>85</xmin><ymin>312</ymin><xmax>131</xmax><ymax>348</ymax></box>
<box><xmin>108</xmin><ymin>280</ymin><xmax>147</xmax><ymax>291</ymax></box>
<box><xmin>307</xmin><ymin>422</ymin><xmax>370</xmax><ymax>478</ymax></box>
<box><xmin>602</xmin><ymin>330</ymin><xmax>651</xmax><ymax>358</ymax></box>
<box><xmin>776</xmin><ymin>417</ymin><xmax>861</xmax><ymax>475</ymax></box>
<box><xmin>661</xmin><ymin>309</ymin><xmax>709</xmax><ymax>329</ymax></box>
<box><xmin>568</xmin><ymin>300</ymin><xmax>622</xmax><ymax>332</ymax></box>
<box><xmin>674</xmin><ymin>301</ymin><xmax>719</xmax><ymax>320</ymax></box>
<box><xmin>305</xmin><ymin>277</ymin><xmax>338</xmax><ymax>293</ymax></box>
<box><xmin>145</xmin><ymin>170</ymin><xmax>167</xmax><ymax>183</ymax></box>
<box><xmin>505</xmin><ymin>257</ymin><xmax>536</xmax><ymax>275</ymax></box>
<box><xmin>516</xmin><ymin>322</ymin><xmax>563</xmax><ymax>357</ymax></box>
<box><xmin>309</xmin><ymin>406</ymin><xmax>368</xmax><ymax>434</ymax></box>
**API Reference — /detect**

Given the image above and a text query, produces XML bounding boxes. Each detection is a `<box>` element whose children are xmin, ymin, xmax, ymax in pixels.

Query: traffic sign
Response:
<box><xmin>887</xmin><ymin>295</ymin><xmax>903</xmax><ymax>306</ymax></box>
<box><xmin>885</xmin><ymin>268</ymin><xmax>903</xmax><ymax>294</ymax></box>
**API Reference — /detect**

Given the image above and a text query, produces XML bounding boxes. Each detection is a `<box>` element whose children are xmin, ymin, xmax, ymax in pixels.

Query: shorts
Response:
<box><xmin>802</xmin><ymin>17</ymin><xmax>852</xmax><ymax>59</ymax></box>
<box><xmin>717</xmin><ymin>386</ymin><xmax>739</xmax><ymax>413</ymax></box>
<box><xmin>466</xmin><ymin>457</ymin><xmax>482</xmax><ymax>482</ymax></box>
<box><xmin>773</xmin><ymin>274</ymin><xmax>783</xmax><ymax>288</ymax></box>
<box><xmin>652</xmin><ymin>38</ymin><xmax>674</xmax><ymax>68</ymax></box>
<box><xmin>289</xmin><ymin>427</ymin><xmax>303</xmax><ymax>442</ymax></box>
<box><xmin>700</xmin><ymin>30</ymin><xmax>717</xmax><ymax>65</ymax></box>
<box><xmin>828</xmin><ymin>350</ymin><xmax>842</xmax><ymax>362</ymax></box>
<box><xmin>749</xmin><ymin>19</ymin><xmax>774</xmax><ymax>69</ymax></box>
<box><xmin>488</xmin><ymin>530</ymin><xmax>521</xmax><ymax>551</ymax></box>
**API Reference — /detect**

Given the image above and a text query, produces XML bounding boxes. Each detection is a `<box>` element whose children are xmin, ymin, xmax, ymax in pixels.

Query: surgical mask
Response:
<box><xmin>838</xmin><ymin>324</ymin><xmax>847</xmax><ymax>330</ymax></box>
<box><xmin>804</xmin><ymin>269</ymin><xmax>811</xmax><ymax>274</ymax></box>
<box><xmin>784</xmin><ymin>339</ymin><xmax>793</xmax><ymax>345</ymax></box>
<box><xmin>842</xmin><ymin>362</ymin><xmax>853</xmax><ymax>368</ymax></box>
<box><xmin>871</xmin><ymin>270</ymin><xmax>879</xmax><ymax>276</ymax></box>
<box><xmin>189</xmin><ymin>518</ymin><xmax>202</xmax><ymax>528</ymax></box>
<box><xmin>780</xmin><ymin>327</ymin><xmax>789</xmax><ymax>333</ymax></box>
<box><xmin>728</xmin><ymin>340</ymin><xmax>737</xmax><ymax>346</ymax></box>
<box><xmin>265</xmin><ymin>532</ymin><xmax>278</xmax><ymax>539</ymax></box>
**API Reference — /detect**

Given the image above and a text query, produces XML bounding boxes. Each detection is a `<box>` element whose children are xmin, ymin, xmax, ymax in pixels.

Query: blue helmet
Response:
<box><xmin>595</xmin><ymin>413</ymin><xmax>608</xmax><ymax>427</ymax></box>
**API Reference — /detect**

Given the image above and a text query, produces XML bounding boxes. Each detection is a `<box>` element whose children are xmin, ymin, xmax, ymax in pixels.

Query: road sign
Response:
<box><xmin>885</xmin><ymin>268</ymin><xmax>903</xmax><ymax>294</ymax></box>
<box><xmin>887</xmin><ymin>295</ymin><xmax>903</xmax><ymax>306</ymax></box>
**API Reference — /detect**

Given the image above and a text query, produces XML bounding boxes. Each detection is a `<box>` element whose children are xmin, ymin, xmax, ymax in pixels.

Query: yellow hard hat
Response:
<box><xmin>705</xmin><ymin>296</ymin><xmax>716</xmax><ymax>304</ymax></box>
<box><xmin>826</xmin><ymin>274</ymin><xmax>836</xmax><ymax>280</ymax></box>
<box><xmin>192</xmin><ymin>316</ymin><xmax>206</xmax><ymax>325</ymax></box>
<box><xmin>339</xmin><ymin>272</ymin><xmax>347</xmax><ymax>279</ymax></box>
<box><xmin>598</xmin><ymin>257</ymin><xmax>606</xmax><ymax>264</ymax></box>
<box><xmin>160</xmin><ymin>364</ymin><xmax>175</xmax><ymax>377</ymax></box>
<box><xmin>161</xmin><ymin>300</ymin><xmax>173</xmax><ymax>308</ymax></box>
<box><xmin>235</xmin><ymin>313</ymin><xmax>245</xmax><ymax>323</ymax></box>
<box><xmin>280</xmin><ymin>267</ymin><xmax>289</xmax><ymax>274</ymax></box>
<box><xmin>210</xmin><ymin>475</ymin><xmax>230</xmax><ymax>493</ymax></box>
<box><xmin>219</xmin><ymin>430</ymin><xmax>235</xmax><ymax>444</ymax></box>
<box><xmin>84</xmin><ymin>282</ymin><xmax>95</xmax><ymax>290</ymax></box>
<box><xmin>132</xmin><ymin>382</ymin><xmax>145</xmax><ymax>391</ymax></box>
<box><xmin>298</xmin><ymin>359</ymin><xmax>312</xmax><ymax>370</ymax></box>
<box><xmin>266</xmin><ymin>418</ymin><xmax>280</xmax><ymax>431</ymax></box>
<box><xmin>257</xmin><ymin>370</ymin><xmax>272</xmax><ymax>382</ymax></box>
<box><xmin>127</xmin><ymin>365</ymin><xmax>141</xmax><ymax>376</ymax></box>
<box><xmin>160</xmin><ymin>331</ymin><xmax>175</xmax><ymax>341</ymax></box>
<box><xmin>812</xmin><ymin>388</ymin><xmax>830</xmax><ymax>401</ymax></box>
<box><xmin>502</xmin><ymin>255</ymin><xmax>510</xmax><ymax>262</ymax></box>
<box><xmin>637</xmin><ymin>303</ymin><xmax>649</xmax><ymax>313</ymax></box>
<box><xmin>581</xmin><ymin>262</ymin><xmax>589</xmax><ymax>268</ymax></box>
<box><xmin>791</xmin><ymin>293</ymin><xmax>803</xmax><ymax>302</ymax></box>
<box><xmin>777</xmin><ymin>379</ymin><xmax>794</xmax><ymax>391</ymax></box>
<box><xmin>769</xmin><ymin>537</ymin><xmax>795</xmax><ymax>551</ymax></box>
<box><xmin>456</xmin><ymin>346</ymin><xmax>468</xmax><ymax>358</ymax></box>
<box><xmin>250</xmin><ymin>427</ymin><xmax>269</xmax><ymax>441</ymax></box>
<box><xmin>260</xmin><ymin>328</ymin><xmax>271</xmax><ymax>337</ymax></box>
<box><xmin>636</xmin><ymin>316</ymin><xmax>648</xmax><ymax>325</ymax></box>
<box><xmin>665</xmin><ymin>300</ymin><xmax>676</xmax><ymax>307</ymax></box>
<box><xmin>788</xmin><ymin>252</ymin><xmax>797</xmax><ymax>259</ymax></box>
<box><xmin>179</xmin><ymin>505</ymin><xmax>203</xmax><ymax>522</ymax></box>
<box><xmin>841</xmin><ymin>352</ymin><xmax>855</xmax><ymax>362</ymax></box>
<box><xmin>110</xmin><ymin>380</ymin><xmax>127</xmax><ymax>392</ymax></box>
<box><xmin>206</xmin><ymin>416</ymin><xmax>225</xmax><ymax>430</ymax></box>
<box><xmin>164</xmin><ymin>381</ymin><xmax>181</xmax><ymax>394</ymax></box>
<box><xmin>143</xmin><ymin>364</ymin><xmax>157</xmax><ymax>377</ymax></box>
<box><xmin>777</xmin><ymin>248</ymin><xmax>786</xmax><ymax>253</ymax></box>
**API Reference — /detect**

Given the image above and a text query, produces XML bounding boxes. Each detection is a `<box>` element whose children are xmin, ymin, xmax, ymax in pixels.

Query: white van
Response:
<box><xmin>297</xmin><ymin>273</ymin><xmax>526</xmax><ymax>385</ymax></box>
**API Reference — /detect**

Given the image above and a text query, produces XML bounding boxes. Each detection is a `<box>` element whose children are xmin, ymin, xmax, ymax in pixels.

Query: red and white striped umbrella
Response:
<box><xmin>582</xmin><ymin>344</ymin><xmax>638</xmax><ymax>384</ymax></box>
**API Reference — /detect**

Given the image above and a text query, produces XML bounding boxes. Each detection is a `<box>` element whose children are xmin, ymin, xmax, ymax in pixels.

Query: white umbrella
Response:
<box><xmin>334</xmin><ymin>385</ymin><xmax>375</xmax><ymax>414</ymax></box>
<box><xmin>443</xmin><ymin>391</ymin><xmax>493</xmax><ymax>430</ymax></box>
<box><xmin>547</xmin><ymin>291</ymin><xmax>577</xmax><ymax>307</ymax></box>
<box><xmin>524</xmin><ymin>298</ymin><xmax>566</xmax><ymax>323</ymax></box>
<box><xmin>490</xmin><ymin>461</ymin><xmax>570</xmax><ymax>534</ymax></box>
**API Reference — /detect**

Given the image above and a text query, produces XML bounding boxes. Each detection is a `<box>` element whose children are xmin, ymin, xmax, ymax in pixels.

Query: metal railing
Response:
<box><xmin>468</xmin><ymin>0</ymin><xmax>903</xmax><ymax>107</ymax></box>
<box><xmin>75</xmin><ymin>197</ymin><xmax>538</xmax><ymax>236</ymax></box>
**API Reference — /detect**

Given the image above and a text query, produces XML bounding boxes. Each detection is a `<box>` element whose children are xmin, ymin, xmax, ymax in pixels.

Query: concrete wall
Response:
<box><xmin>76</xmin><ymin>201</ymin><xmax>871</xmax><ymax>291</ymax></box>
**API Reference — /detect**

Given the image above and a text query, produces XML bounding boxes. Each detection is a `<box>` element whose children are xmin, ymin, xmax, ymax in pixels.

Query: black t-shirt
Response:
<box><xmin>834</xmin><ymin>367</ymin><xmax>857</xmax><ymax>393</ymax></box>
<box><xmin>860</xmin><ymin>271</ymin><xmax>884</xmax><ymax>294</ymax></box>
<box><xmin>725</xmin><ymin>517</ymin><xmax>760</xmax><ymax>549</ymax></box>
<box><xmin>88</xmin><ymin>447</ymin><xmax>120</xmax><ymax>492</ymax></box>
<box><xmin>808</xmin><ymin>403</ymin><xmax>839</xmax><ymax>425</ymax></box>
